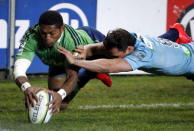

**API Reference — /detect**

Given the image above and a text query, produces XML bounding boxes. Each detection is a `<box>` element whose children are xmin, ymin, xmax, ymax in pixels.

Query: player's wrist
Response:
<box><xmin>57</xmin><ymin>89</ymin><xmax>67</xmax><ymax>100</ymax></box>
<box><xmin>21</xmin><ymin>82</ymin><xmax>31</xmax><ymax>92</ymax></box>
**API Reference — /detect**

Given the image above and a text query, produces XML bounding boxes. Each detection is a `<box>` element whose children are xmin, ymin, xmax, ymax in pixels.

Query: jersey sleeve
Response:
<box><xmin>16</xmin><ymin>40</ymin><xmax>36</xmax><ymax>61</ymax></box>
<box><xmin>16</xmin><ymin>35</ymin><xmax>37</xmax><ymax>61</ymax></box>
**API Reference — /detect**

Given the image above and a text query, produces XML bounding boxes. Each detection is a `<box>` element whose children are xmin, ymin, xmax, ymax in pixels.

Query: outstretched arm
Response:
<box><xmin>58</xmin><ymin>46</ymin><xmax>132</xmax><ymax>73</ymax></box>
<box><xmin>73</xmin><ymin>58</ymin><xmax>132</xmax><ymax>73</ymax></box>
<box><xmin>74</xmin><ymin>42</ymin><xmax>108</xmax><ymax>59</ymax></box>
<box><xmin>14</xmin><ymin>59</ymin><xmax>46</xmax><ymax>108</ymax></box>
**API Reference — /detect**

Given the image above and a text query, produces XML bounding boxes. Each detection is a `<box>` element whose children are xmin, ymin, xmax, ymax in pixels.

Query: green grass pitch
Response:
<box><xmin>0</xmin><ymin>75</ymin><xmax>194</xmax><ymax>131</ymax></box>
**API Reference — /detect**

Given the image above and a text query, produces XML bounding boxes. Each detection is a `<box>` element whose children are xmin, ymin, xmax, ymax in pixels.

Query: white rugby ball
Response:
<box><xmin>28</xmin><ymin>90</ymin><xmax>53</xmax><ymax>124</ymax></box>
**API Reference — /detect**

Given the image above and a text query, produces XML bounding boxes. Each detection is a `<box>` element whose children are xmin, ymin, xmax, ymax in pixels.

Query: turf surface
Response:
<box><xmin>0</xmin><ymin>76</ymin><xmax>194</xmax><ymax>131</ymax></box>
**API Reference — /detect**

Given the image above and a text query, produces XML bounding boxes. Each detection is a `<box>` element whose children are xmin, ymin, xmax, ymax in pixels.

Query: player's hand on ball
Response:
<box><xmin>57</xmin><ymin>46</ymin><xmax>75</xmax><ymax>64</ymax></box>
<box><xmin>47</xmin><ymin>90</ymin><xmax>62</xmax><ymax>114</ymax></box>
<box><xmin>24</xmin><ymin>87</ymin><xmax>46</xmax><ymax>108</ymax></box>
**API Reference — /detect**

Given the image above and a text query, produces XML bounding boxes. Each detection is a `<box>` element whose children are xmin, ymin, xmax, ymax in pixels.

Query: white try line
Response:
<box><xmin>77</xmin><ymin>102</ymin><xmax>194</xmax><ymax>110</ymax></box>
<box><xmin>0</xmin><ymin>128</ymin><xmax>12</xmax><ymax>131</ymax></box>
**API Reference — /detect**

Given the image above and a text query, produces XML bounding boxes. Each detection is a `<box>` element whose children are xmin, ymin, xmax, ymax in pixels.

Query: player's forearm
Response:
<box><xmin>14</xmin><ymin>59</ymin><xmax>31</xmax><ymax>91</ymax></box>
<box><xmin>15</xmin><ymin>76</ymin><xmax>28</xmax><ymax>87</ymax></box>
<box><xmin>61</xmin><ymin>69</ymin><xmax>78</xmax><ymax>95</ymax></box>
<box><xmin>73</xmin><ymin>58</ymin><xmax>132</xmax><ymax>73</ymax></box>
<box><xmin>15</xmin><ymin>76</ymin><xmax>33</xmax><ymax>92</ymax></box>
<box><xmin>74</xmin><ymin>59</ymin><xmax>108</xmax><ymax>73</ymax></box>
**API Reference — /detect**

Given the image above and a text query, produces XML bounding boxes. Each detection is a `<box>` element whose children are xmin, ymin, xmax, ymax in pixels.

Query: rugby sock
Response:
<box><xmin>159</xmin><ymin>29</ymin><xmax>179</xmax><ymax>42</ymax></box>
<box><xmin>170</xmin><ymin>23</ymin><xmax>193</xmax><ymax>44</ymax></box>
<box><xmin>96</xmin><ymin>73</ymin><xmax>112</xmax><ymax>87</ymax></box>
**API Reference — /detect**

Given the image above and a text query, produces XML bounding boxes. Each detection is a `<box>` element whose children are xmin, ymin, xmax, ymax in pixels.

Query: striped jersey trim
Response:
<box><xmin>65</xmin><ymin>24</ymin><xmax>82</xmax><ymax>47</ymax></box>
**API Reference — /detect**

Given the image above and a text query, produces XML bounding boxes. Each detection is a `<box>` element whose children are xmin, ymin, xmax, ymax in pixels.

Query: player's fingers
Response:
<box><xmin>57</xmin><ymin>45</ymin><xmax>64</xmax><ymax>50</ymax></box>
<box><xmin>52</xmin><ymin>105</ymin><xmax>60</xmax><ymax>114</ymax></box>
<box><xmin>56</xmin><ymin>108</ymin><xmax>60</xmax><ymax>114</ymax></box>
<box><xmin>57</xmin><ymin>49</ymin><xmax>64</xmax><ymax>54</ymax></box>
<box><xmin>57</xmin><ymin>46</ymin><xmax>68</xmax><ymax>53</ymax></box>
<box><xmin>32</xmin><ymin>92</ymin><xmax>38</xmax><ymax>102</ymax></box>
<box><xmin>58</xmin><ymin>49</ymin><xmax>67</xmax><ymax>56</ymax></box>
<box><xmin>46</xmin><ymin>90</ymin><xmax>54</xmax><ymax>94</ymax></box>
<box><xmin>58</xmin><ymin>46</ymin><xmax>74</xmax><ymax>57</ymax></box>
<box><xmin>57</xmin><ymin>46</ymin><xmax>65</xmax><ymax>53</ymax></box>
<box><xmin>47</xmin><ymin>94</ymin><xmax>54</xmax><ymax>106</ymax></box>
<box><xmin>52</xmin><ymin>108</ymin><xmax>57</xmax><ymax>114</ymax></box>
<box><xmin>46</xmin><ymin>90</ymin><xmax>55</xmax><ymax>96</ymax></box>
<box><xmin>51</xmin><ymin>103</ymin><xmax>57</xmax><ymax>113</ymax></box>
<box><xmin>28</xmin><ymin>93</ymin><xmax>35</xmax><ymax>107</ymax></box>
<box><xmin>26</xmin><ymin>97</ymin><xmax>31</xmax><ymax>109</ymax></box>
<box><xmin>75</xmin><ymin>48</ymin><xmax>84</xmax><ymax>53</ymax></box>
<box><xmin>48</xmin><ymin>99</ymin><xmax>54</xmax><ymax>107</ymax></box>
<box><xmin>77</xmin><ymin>55</ymin><xmax>85</xmax><ymax>59</ymax></box>
<box><xmin>48</xmin><ymin>96</ymin><xmax>56</xmax><ymax>108</ymax></box>
<box><xmin>51</xmin><ymin>101</ymin><xmax>60</xmax><ymax>113</ymax></box>
<box><xmin>35</xmin><ymin>88</ymin><xmax>45</xmax><ymax>93</ymax></box>
<box><xmin>76</xmin><ymin>45</ymin><xmax>84</xmax><ymax>50</ymax></box>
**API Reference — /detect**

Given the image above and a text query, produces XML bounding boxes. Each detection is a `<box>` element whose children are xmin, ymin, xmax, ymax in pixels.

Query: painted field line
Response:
<box><xmin>77</xmin><ymin>102</ymin><xmax>194</xmax><ymax>110</ymax></box>
<box><xmin>0</xmin><ymin>128</ymin><xmax>12</xmax><ymax>131</ymax></box>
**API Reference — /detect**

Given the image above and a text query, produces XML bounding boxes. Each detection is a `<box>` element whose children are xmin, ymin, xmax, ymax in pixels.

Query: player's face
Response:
<box><xmin>108</xmin><ymin>47</ymin><xmax>134</xmax><ymax>58</ymax></box>
<box><xmin>39</xmin><ymin>25</ymin><xmax>64</xmax><ymax>47</ymax></box>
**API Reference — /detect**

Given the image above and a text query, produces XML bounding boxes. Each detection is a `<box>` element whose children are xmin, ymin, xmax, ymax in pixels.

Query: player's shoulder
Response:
<box><xmin>127</xmin><ymin>40</ymin><xmax>153</xmax><ymax>62</ymax></box>
<box><xmin>21</xmin><ymin>24</ymin><xmax>40</xmax><ymax>43</ymax></box>
<box><xmin>127</xmin><ymin>50</ymin><xmax>147</xmax><ymax>61</ymax></box>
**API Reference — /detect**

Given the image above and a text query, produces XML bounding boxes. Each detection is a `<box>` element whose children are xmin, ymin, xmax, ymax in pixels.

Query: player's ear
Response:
<box><xmin>126</xmin><ymin>46</ymin><xmax>134</xmax><ymax>53</ymax></box>
<box><xmin>60</xmin><ymin>26</ymin><xmax>65</xmax><ymax>32</ymax></box>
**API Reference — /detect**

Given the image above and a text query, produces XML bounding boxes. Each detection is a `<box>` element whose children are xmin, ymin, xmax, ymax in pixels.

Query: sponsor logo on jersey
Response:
<box><xmin>181</xmin><ymin>46</ymin><xmax>191</xmax><ymax>56</ymax></box>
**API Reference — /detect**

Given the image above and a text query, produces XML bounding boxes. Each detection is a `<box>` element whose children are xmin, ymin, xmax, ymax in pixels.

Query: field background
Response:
<box><xmin>0</xmin><ymin>76</ymin><xmax>194</xmax><ymax>131</ymax></box>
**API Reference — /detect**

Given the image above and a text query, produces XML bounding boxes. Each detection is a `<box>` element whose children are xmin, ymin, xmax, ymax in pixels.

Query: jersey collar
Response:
<box><xmin>57</xmin><ymin>32</ymin><xmax>64</xmax><ymax>43</ymax></box>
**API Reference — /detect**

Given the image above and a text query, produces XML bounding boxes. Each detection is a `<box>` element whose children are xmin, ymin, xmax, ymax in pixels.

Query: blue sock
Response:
<box><xmin>159</xmin><ymin>29</ymin><xmax>179</xmax><ymax>42</ymax></box>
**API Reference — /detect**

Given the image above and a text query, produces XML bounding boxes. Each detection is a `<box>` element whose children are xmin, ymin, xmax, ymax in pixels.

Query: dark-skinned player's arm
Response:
<box><xmin>47</xmin><ymin>66</ymin><xmax>78</xmax><ymax>114</ymax></box>
<box><xmin>14</xmin><ymin>59</ymin><xmax>46</xmax><ymax>108</ymax></box>
<box><xmin>57</xmin><ymin>46</ymin><xmax>132</xmax><ymax>73</ymax></box>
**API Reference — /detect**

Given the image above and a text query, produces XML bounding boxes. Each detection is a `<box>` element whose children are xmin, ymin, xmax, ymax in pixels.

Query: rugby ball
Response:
<box><xmin>28</xmin><ymin>90</ymin><xmax>53</xmax><ymax>124</ymax></box>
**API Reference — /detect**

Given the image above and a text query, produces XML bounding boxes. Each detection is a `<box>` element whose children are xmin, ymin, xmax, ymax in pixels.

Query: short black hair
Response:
<box><xmin>38</xmin><ymin>10</ymin><xmax>63</xmax><ymax>28</ymax></box>
<box><xmin>103</xmin><ymin>28</ymin><xmax>136</xmax><ymax>51</ymax></box>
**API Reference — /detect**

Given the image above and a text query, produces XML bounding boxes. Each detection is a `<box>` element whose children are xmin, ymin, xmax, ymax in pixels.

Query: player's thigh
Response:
<box><xmin>48</xmin><ymin>66</ymin><xmax>67</xmax><ymax>91</ymax></box>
